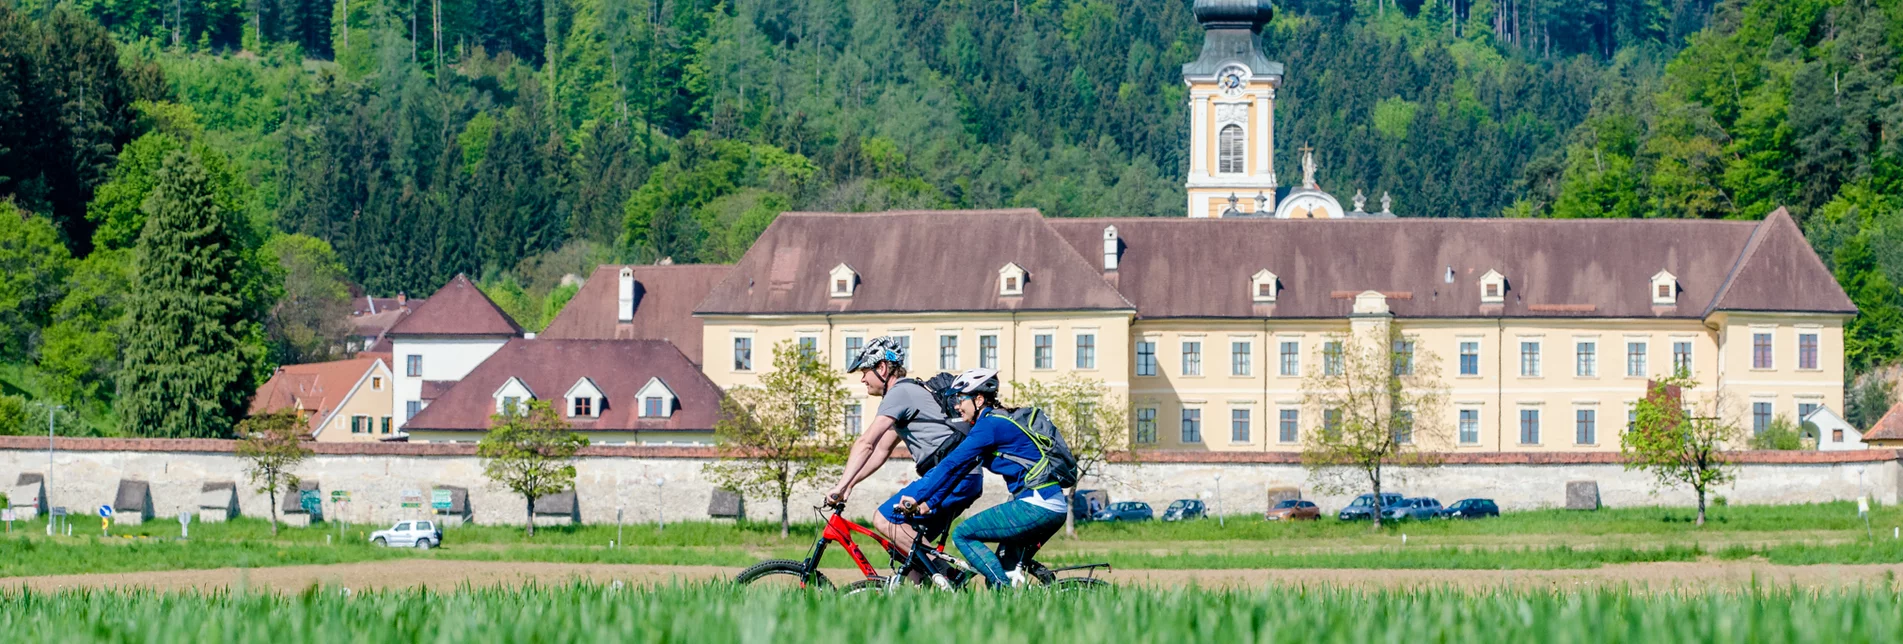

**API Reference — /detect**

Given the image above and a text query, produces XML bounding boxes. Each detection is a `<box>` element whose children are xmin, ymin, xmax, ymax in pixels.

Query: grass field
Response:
<box><xmin>0</xmin><ymin>501</ymin><xmax>1899</xmax><ymax>578</ymax></box>
<box><xmin>0</xmin><ymin>584</ymin><xmax>1899</xmax><ymax>642</ymax></box>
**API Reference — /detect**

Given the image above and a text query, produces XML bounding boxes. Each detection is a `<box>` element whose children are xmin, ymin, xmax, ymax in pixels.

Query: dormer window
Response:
<box><xmin>829</xmin><ymin>263</ymin><xmax>858</xmax><ymax>298</ymax></box>
<box><xmin>493</xmin><ymin>377</ymin><xmax>536</xmax><ymax>415</ymax></box>
<box><xmin>1480</xmin><ymin>270</ymin><xmax>1506</xmax><ymax>304</ymax></box>
<box><xmin>1251</xmin><ymin>269</ymin><xmax>1278</xmax><ymax>303</ymax></box>
<box><xmin>1651</xmin><ymin>270</ymin><xmax>1678</xmax><ymax>305</ymax></box>
<box><xmin>636</xmin><ymin>377</ymin><xmax>677</xmax><ymax>418</ymax></box>
<box><xmin>564</xmin><ymin>377</ymin><xmax>605</xmax><ymax>418</ymax></box>
<box><xmin>999</xmin><ymin>262</ymin><xmax>1028</xmax><ymax>296</ymax></box>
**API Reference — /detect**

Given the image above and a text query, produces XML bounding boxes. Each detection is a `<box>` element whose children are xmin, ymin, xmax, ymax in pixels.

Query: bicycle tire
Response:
<box><xmin>842</xmin><ymin>578</ymin><xmax>890</xmax><ymax>595</ymax></box>
<box><xmin>734</xmin><ymin>559</ymin><xmax>834</xmax><ymax>589</ymax></box>
<box><xmin>1049</xmin><ymin>576</ymin><xmax>1111</xmax><ymax>592</ymax></box>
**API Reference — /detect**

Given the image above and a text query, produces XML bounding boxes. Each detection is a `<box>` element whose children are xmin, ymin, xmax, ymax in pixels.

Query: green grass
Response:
<box><xmin>1</xmin><ymin>584</ymin><xmax>1900</xmax><ymax>642</ymax></box>
<box><xmin>0</xmin><ymin>536</ymin><xmax>411</xmax><ymax>577</ymax></box>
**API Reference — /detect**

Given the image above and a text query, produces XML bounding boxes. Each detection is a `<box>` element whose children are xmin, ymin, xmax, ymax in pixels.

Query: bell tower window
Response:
<box><xmin>1218</xmin><ymin>125</ymin><xmax>1246</xmax><ymax>174</ymax></box>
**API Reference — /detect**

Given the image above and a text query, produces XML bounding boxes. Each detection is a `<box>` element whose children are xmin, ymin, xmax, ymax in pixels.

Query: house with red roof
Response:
<box><xmin>249</xmin><ymin>356</ymin><xmax>395</xmax><ymax>442</ymax></box>
<box><xmin>387</xmin><ymin>274</ymin><xmax>525</xmax><ymax>431</ymax></box>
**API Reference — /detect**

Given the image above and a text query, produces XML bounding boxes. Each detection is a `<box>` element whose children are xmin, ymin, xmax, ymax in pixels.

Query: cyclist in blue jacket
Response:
<box><xmin>897</xmin><ymin>367</ymin><xmax>1069</xmax><ymax>589</ymax></box>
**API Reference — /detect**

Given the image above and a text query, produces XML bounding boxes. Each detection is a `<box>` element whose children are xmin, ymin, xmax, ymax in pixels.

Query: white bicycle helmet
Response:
<box><xmin>948</xmin><ymin>367</ymin><xmax>1000</xmax><ymax>396</ymax></box>
<box><xmin>845</xmin><ymin>336</ymin><xmax>907</xmax><ymax>373</ymax></box>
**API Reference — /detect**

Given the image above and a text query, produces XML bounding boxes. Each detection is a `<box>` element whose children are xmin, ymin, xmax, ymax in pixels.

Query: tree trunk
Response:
<box><xmin>525</xmin><ymin>495</ymin><xmax>537</xmax><ymax>537</ymax></box>
<box><xmin>1370</xmin><ymin>473</ymin><xmax>1384</xmax><ymax>530</ymax></box>
<box><xmin>1695</xmin><ymin>486</ymin><xmax>1707</xmax><ymax>526</ymax></box>
<box><xmin>268</xmin><ymin>486</ymin><xmax>280</xmax><ymax>537</ymax></box>
<box><xmin>779</xmin><ymin>491</ymin><xmax>790</xmax><ymax>539</ymax></box>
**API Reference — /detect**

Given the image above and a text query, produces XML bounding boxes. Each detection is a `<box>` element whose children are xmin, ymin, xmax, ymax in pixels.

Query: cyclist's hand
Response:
<box><xmin>896</xmin><ymin>496</ymin><xmax>919</xmax><ymax>515</ymax></box>
<box><xmin>824</xmin><ymin>487</ymin><xmax>849</xmax><ymax>508</ymax></box>
<box><xmin>915</xmin><ymin>501</ymin><xmax>933</xmax><ymax>515</ymax></box>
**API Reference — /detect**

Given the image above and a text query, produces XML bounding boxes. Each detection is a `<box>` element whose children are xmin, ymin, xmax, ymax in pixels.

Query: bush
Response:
<box><xmin>1749</xmin><ymin>416</ymin><xmax>1803</xmax><ymax>450</ymax></box>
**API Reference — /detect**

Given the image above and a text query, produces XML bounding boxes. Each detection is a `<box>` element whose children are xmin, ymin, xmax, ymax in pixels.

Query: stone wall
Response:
<box><xmin>1</xmin><ymin>438</ymin><xmax>1896</xmax><ymax>528</ymax></box>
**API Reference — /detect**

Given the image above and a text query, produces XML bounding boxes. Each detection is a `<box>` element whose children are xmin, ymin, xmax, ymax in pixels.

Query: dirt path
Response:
<box><xmin>4</xmin><ymin>559</ymin><xmax>1900</xmax><ymax>593</ymax></box>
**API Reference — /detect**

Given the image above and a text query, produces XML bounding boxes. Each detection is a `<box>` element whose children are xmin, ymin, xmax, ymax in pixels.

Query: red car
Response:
<box><xmin>1265</xmin><ymin>499</ymin><xmax>1320</xmax><ymax>521</ymax></box>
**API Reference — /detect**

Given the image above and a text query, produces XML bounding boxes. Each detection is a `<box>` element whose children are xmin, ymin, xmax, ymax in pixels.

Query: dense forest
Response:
<box><xmin>4</xmin><ymin>0</ymin><xmax>1903</xmax><ymax>437</ymax></box>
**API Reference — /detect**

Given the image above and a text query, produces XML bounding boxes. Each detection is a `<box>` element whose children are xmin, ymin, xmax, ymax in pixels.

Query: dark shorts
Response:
<box><xmin>880</xmin><ymin>472</ymin><xmax>984</xmax><ymax>541</ymax></box>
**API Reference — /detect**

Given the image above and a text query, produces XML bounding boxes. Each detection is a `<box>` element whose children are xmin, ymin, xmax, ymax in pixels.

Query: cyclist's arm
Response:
<box><xmin>907</xmin><ymin>419</ymin><xmax>999</xmax><ymax>509</ymax></box>
<box><xmin>836</xmin><ymin>415</ymin><xmax>900</xmax><ymax>492</ymax></box>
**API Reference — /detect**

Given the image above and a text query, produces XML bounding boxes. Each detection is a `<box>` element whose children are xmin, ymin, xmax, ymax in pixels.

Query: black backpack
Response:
<box><xmin>910</xmin><ymin>373</ymin><xmax>971</xmax><ymax>475</ymax></box>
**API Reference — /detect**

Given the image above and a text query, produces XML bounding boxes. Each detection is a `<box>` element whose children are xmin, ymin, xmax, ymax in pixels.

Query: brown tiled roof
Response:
<box><xmin>113</xmin><ymin>479</ymin><xmax>150</xmax><ymax>512</ymax></box>
<box><xmin>387</xmin><ymin>274</ymin><xmax>523</xmax><ymax>337</ymax></box>
<box><xmin>540</xmin><ymin>264</ymin><xmax>731</xmax><ymax>365</ymax></box>
<box><xmin>695</xmin><ymin>210</ymin><xmax>1133</xmax><ymax>315</ymax></box>
<box><xmin>1047</xmin><ymin>212</ymin><xmax>1854</xmax><ymax>319</ymax></box>
<box><xmin>249</xmin><ymin>357</ymin><xmax>385</xmax><ymax>434</ymax></box>
<box><xmin>1864</xmin><ymin>402</ymin><xmax>1903</xmax><ymax>442</ymax></box>
<box><xmin>420</xmin><ymin>380</ymin><xmax>457</xmax><ymax>401</ymax></box>
<box><xmin>402</xmin><ymin>339</ymin><xmax>721</xmax><ymax>433</ymax></box>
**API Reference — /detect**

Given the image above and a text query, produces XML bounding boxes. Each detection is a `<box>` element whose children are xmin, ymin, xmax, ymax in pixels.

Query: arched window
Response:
<box><xmin>1217</xmin><ymin>125</ymin><xmax>1246</xmax><ymax>174</ymax></box>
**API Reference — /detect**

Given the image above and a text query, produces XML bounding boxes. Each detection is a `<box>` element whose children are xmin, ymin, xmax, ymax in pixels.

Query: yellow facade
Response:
<box><xmin>313</xmin><ymin>361</ymin><xmax>397</xmax><ymax>443</ymax></box>
<box><xmin>701</xmin><ymin>312</ymin><xmax>1135</xmax><ymax>428</ymax></box>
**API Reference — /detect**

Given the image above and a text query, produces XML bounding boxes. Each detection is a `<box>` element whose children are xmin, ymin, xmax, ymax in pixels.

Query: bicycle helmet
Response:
<box><xmin>948</xmin><ymin>367</ymin><xmax>1000</xmax><ymax>396</ymax></box>
<box><xmin>845</xmin><ymin>336</ymin><xmax>907</xmax><ymax>373</ymax></box>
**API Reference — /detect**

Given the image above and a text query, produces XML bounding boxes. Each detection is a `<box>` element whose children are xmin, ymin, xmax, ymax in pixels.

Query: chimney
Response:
<box><xmin>396</xmin><ymin>292</ymin><xmax>407</xmax><ymax>308</ymax></box>
<box><xmin>1102</xmin><ymin>225</ymin><xmax>1119</xmax><ymax>272</ymax></box>
<box><xmin>617</xmin><ymin>267</ymin><xmax>636</xmax><ymax>323</ymax></box>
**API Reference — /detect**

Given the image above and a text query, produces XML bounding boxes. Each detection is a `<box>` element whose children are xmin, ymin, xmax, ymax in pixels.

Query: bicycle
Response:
<box><xmin>733</xmin><ymin>500</ymin><xmax>1110</xmax><ymax>593</ymax></box>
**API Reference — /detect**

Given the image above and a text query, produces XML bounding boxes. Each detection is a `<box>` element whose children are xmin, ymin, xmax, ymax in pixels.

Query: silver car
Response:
<box><xmin>370</xmin><ymin>520</ymin><xmax>442</xmax><ymax>549</ymax></box>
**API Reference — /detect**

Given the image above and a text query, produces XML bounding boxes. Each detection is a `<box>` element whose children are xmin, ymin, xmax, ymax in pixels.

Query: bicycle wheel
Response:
<box><xmin>1049</xmin><ymin>576</ymin><xmax>1110</xmax><ymax>592</ymax></box>
<box><xmin>842</xmin><ymin>578</ymin><xmax>890</xmax><ymax>596</ymax></box>
<box><xmin>735</xmin><ymin>560</ymin><xmax>833</xmax><ymax>590</ymax></box>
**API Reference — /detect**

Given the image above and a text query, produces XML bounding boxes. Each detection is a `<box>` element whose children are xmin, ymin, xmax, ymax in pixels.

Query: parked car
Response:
<box><xmin>1440</xmin><ymin>498</ymin><xmax>1501</xmax><ymax>519</ymax></box>
<box><xmin>1093</xmin><ymin>501</ymin><xmax>1154</xmax><ymax>522</ymax></box>
<box><xmin>1337</xmin><ymin>492</ymin><xmax>1405</xmax><ymax>521</ymax></box>
<box><xmin>1266</xmin><ymin>499</ymin><xmax>1320</xmax><ymax>521</ymax></box>
<box><xmin>1382</xmin><ymin>497</ymin><xmax>1443</xmax><ymax>521</ymax></box>
<box><xmin>370</xmin><ymin>520</ymin><xmax>442</xmax><ymax>549</ymax></box>
<box><xmin>1071</xmin><ymin>489</ymin><xmax>1109</xmax><ymax>523</ymax></box>
<box><xmin>1162</xmin><ymin>499</ymin><xmax>1207</xmax><ymax>521</ymax></box>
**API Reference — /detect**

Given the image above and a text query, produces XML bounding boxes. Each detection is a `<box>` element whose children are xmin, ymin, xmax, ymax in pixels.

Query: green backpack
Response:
<box><xmin>991</xmin><ymin>408</ymin><xmax>1080</xmax><ymax>490</ymax></box>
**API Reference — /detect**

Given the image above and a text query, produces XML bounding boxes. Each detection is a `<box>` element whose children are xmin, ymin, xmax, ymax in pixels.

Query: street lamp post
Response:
<box><xmin>654</xmin><ymin>478</ymin><xmax>667</xmax><ymax>530</ymax></box>
<box><xmin>1214</xmin><ymin>472</ymin><xmax>1224</xmax><ymax>528</ymax></box>
<box><xmin>43</xmin><ymin>404</ymin><xmax>61</xmax><ymax>536</ymax></box>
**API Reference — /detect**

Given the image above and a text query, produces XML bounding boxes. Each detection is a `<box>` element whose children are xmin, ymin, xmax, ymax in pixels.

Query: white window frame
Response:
<box><xmin>829</xmin><ymin>263</ymin><xmax>858</xmax><ymax>298</ymax></box>
<box><xmin>1251</xmin><ymin>269</ymin><xmax>1277</xmax><ymax>303</ymax></box>
<box><xmin>1480</xmin><ymin>269</ymin><xmax>1506</xmax><ymax>303</ymax></box>
<box><xmin>998</xmin><ymin>262</ymin><xmax>1028</xmax><ymax>296</ymax></box>
<box><xmin>1519</xmin><ymin>339</ymin><xmax>1542</xmax><ymax>378</ymax></box>
<box><xmin>1651</xmin><ymin>270</ymin><xmax>1678</xmax><ymax>305</ymax></box>
<box><xmin>1231</xmin><ymin>339</ymin><xmax>1252</xmax><ymax>377</ymax></box>
<box><xmin>1075</xmin><ymin>331</ymin><xmax>1097</xmax><ymax>370</ymax></box>
<box><xmin>1574</xmin><ymin>339</ymin><xmax>1597</xmax><ymax>378</ymax></box>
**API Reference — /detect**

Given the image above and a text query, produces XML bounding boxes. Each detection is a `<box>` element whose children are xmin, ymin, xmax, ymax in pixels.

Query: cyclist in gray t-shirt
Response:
<box><xmin>826</xmin><ymin>337</ymin><xmax>985</xmax><ymax>558</ymax></box>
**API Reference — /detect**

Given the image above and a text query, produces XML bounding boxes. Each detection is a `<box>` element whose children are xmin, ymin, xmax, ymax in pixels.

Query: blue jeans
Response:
<box><xmin>951</xmin><ymin>498</ymin><xmax>1067</xmax><ymax>588</ymax></box>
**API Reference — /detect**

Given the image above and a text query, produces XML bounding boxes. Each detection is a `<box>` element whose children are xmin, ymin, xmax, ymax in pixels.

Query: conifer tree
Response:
<box><xmin>116</xmin><ymin>151</ymin><xmax>270</xmax><ymax>439</ymax></box>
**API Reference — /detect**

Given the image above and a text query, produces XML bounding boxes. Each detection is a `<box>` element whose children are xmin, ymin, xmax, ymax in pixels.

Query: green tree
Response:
<box><xmin>1301</xmin><ymin>322</ymin><xmax>1450</xmax><ymax>530</ymax></box>
<box><xmin>0</xmin><ymin>203</ymin><xmax>72</xmax><ymax>361</ymax></box>
<box><xmin>84</xmin><ymin>131</ymin><xmax>185</xmax><ymax>251</ymax></box>
<box><xmin>116</xmin><ymin>151</ymin><xmax>270</xmax><ymax>438</ymax></box>
<box><xmin>1620</xmin><ymin>376</ymin><xmax>1742</xmax><ymax>527</ymax></box>
<box><xmin>478</xmin><ymin>399</ymin><xmax>588</xmax><ymax>538</ymax></box>
<box><xmin>1006</xmin><ymin>374</ymin><xmax>1134</xmax><ymax>536</ymax></box>
<box><xmin>236</xmin><ymin>409</ymin><xmax>313</xmax><ymax>536</ymax></box>
<box><xmin>1748</xmin><ymin>415</ymin><xmax>1803</xmax><ymax>450</ymax></box>
<box><xmin>0</xmin><ymin>394</ymin><xmax>27</xmax><ymax>436</ymax></box>
<box><xmin>263</xmin><ymin>233</ymin><xmax>353</xmax><ymax>364</ymax></box>
<box><xmin>704</xmin><ymin>340</ymin><xmax>848</xmax><ymax>538</ymax></box>
<box><xmin>37</xmin><ymin>248</ymin><xmax>132</xmax><ymax>407</ymax></box>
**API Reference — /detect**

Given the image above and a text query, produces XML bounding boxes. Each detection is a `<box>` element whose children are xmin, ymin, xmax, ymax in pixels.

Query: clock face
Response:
<box><xmin>1217</xmin><ymin>65</ymin><xmax>1249</xmax><ymax>96</ymax></box>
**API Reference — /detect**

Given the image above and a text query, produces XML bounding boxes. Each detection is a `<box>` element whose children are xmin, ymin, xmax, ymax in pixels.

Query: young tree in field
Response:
<box><xmin>1007</xmin><ymin>374</ymin><xmax>1134</xmax><ymax>536</ymax></box>
<box><xmin>236</xmin><ymin>410</ymin><xmax>313</xmax><ymax>536</ymax></box>
<box><xmin>1300</xmin><ymin>319</ymin><xmax>1449</xmax><ymax>530</ymax></box>
<box><xmin>1622</xmin><ymin>376</ymin><xmax>1742</xmax><ymax>526</ymax></box>
<box><xmin>478</xmin><ymin>400</ymin><xmax>588</xmax><ymax>537</ymax></box>
<box><xmin>705</xmin><ymin>340</ymin><xmax>848</xmax><ymax>538</ymax></box>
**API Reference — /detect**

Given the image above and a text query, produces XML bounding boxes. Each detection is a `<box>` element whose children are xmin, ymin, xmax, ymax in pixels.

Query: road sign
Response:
<box><xmin>400</xmin><ymin>489</ymin><xmax>423</xmax><ymax>509</ymax></box>
<box><xmin>331</xmin><ymin>490</ymin><xmax>350</xmax><ymax>503</ymax></box>
<box><xmin>431</xmin><ymin>489</ymin><xmax>452</xmax><ymax>511</ymax></box>
<box><xmin>2</xmin><ymin>509</ymin><xmax>13</xmax><ymax>522</ymax></box>
<box><xmin>51</xmin><ymin>506</ymin><xmax>66</xmax><ymax>517</ymax></box>
<box><xmin>97</xmin><ymin>505</ymin><xmax>113</xmax><ymax>518</ymax></box>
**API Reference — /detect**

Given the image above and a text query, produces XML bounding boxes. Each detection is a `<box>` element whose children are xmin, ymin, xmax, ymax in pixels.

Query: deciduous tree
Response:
<box><xmin>478</xmin><ymin>399</ymin><xmax>588</xmax><ymax>537</ymax></box>
<box><xmin>704</xmin><ymin>340</ymin><xmax>848</xmax><ymax>538</ymax></box>
<box><xmin>1300</xmin><ymin>321</ymin><xmax>1450</xmax><ymax>530</ymax></box>
<box><xmin>1007</xmin><ymin>374</ymin><xmax>1134</xmax><ymax>536</ymax></box>
<box><xmin>236</xmin><ymin>409</ymin><xmax>312</xmax><ymax>536</ymax></box>
<box><xmin>1621</xmin><ymin>375</ymin><xmax>1742</xmax><ymax>526</ymax></box>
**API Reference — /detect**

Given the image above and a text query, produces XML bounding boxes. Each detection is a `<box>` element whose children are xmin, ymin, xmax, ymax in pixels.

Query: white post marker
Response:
<box><xmin>178</xmin><ymin>511</ymin><xmax>192</xmax><ymax>539</ymax></box>
<box><xmin>3</xmin><ymin>508</ymin><xmax>13</xmax><ymax>532</ymax></box>
<box><xmin>1214</xmin><ymin>473</ymin><xmax>1224</xmax><ymax>528</ymax></box>
<box><xmin>654</xmin><ymin>478</ymin><xmax>667</xmax><ymax>531</ymax></box>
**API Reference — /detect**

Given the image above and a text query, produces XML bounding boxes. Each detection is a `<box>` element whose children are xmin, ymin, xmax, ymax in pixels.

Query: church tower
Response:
<box><xmin>1183</xmin><ymin>0</ymin><xmax>1282</xmax><ymax>218</ymax></box>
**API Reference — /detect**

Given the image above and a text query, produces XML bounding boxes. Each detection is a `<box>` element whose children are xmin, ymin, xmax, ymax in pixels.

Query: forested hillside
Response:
<box><xmin>3</xmin><ymin>0</ymin><xmax>1903</xmax><ymax>436</ymax></box>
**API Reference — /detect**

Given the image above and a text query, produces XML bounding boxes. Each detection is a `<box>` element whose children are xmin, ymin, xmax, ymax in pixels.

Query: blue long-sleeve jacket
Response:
<box><xmin>901</xmin><ymin>409</ymin><xmax>1049</xmax><ymax>510</ymax></box>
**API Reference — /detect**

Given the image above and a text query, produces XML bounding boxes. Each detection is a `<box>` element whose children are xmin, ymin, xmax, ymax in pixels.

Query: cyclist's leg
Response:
<box><xmin>950</xmin><ymin>500</ymin><xmax>1065</xmax><ymax>588</ymax></box>
<box><xmin>917</xmin><ymin>472</ymin><xmax>985</xmax><ymax>543</ymax></box>
<box><xmin>873</xmin><ymin>491</ymin><xmax>920</xmax><ymax>558</ymax></box>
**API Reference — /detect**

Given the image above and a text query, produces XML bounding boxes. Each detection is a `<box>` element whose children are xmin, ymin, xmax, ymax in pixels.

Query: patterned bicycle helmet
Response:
<box><xmin>845</xmin><ymin>336</ymin><xmax>907</xmax><ymax>373</ymax></box>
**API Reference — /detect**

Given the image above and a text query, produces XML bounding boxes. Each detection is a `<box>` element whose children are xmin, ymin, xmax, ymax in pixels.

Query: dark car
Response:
<box><xmin>1337</xmin><ymin>492</ymin><xmax>1405</xmax><ymax>521</ymax></box>
<box><xmin>1162</xmin><ymin>499</ymin><xmax>1206</xmax><ymax>521</ymax></box>
<box><xmin>1093</xmin><ymin>501</ymin><xmax>1154</xmax><ymax>522</ymax></box>
<box><xmin>1381</xmin><ymin>497</ymin><xmax>1442</xmax><ymax>521</ymax></box>
<box><xmin>1265</xmin><ymin>499</ymin><xmax>1320</xmax><ymax>521</ymax></box>
<box><xmin>1441</xmin><ymin>498</ymin><xmax>1500</xmax><ymax>519</ymax></box>
<box><xmin>1071</xmin><ymin>489</ymin><xmax>1109</xmax><ymax>523</ymax></box>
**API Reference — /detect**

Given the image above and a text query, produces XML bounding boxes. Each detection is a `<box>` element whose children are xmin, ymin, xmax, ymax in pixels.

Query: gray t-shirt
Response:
<box><xmin>876</xmin><ymin>380</ymin><xmax>963</xmax><ymax>461</ymax></box>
